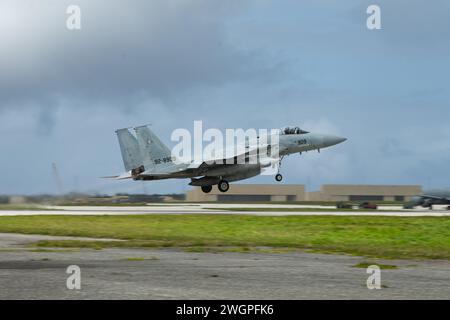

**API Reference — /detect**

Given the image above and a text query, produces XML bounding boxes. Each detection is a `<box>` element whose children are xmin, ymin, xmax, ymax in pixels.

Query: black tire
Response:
<box><xmin>201</xmin><ymin>185</ymin><xmax>212</xmax><ymax>193</ymax></box>
<box><xmin>218</xmin><ymin>180</ymin><xmax>229</xmax><ymax>192</ymax></box>
<box><xmin>275</xmin><ymin>173</ymin><xmax>283</xmax><ymax>182</ymax></box>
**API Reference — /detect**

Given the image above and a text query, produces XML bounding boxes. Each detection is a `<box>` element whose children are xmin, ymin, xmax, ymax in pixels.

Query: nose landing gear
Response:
<box><xmin>275</xmin><ymin>156</ymin><xmax>284</xmax><ymax>182</ymax></box>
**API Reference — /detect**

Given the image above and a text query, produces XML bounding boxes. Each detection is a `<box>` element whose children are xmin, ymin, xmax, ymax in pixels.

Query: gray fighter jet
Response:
<box><xmin>110</xmin><ymin>125</ymin><xmax>346</xmax><ymax>193</ymax></box>
<box><xmin>404</xmin><ymin>190</ymin><xmax>450</xmax><ymax>209</ymax></box>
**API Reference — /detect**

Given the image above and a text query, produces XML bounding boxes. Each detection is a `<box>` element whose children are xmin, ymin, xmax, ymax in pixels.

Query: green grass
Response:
<box><xmin>0</xmin><ymin>215</ymin><xmax>448</xmax><ymax>260</ymax></box>
<box><xmin>121</xmin><ymin>257</ymin><xmax>159</xmax><ymax>261</ymax></box>
<box><xmin>352</xmin><ymin>261</ymin><xmax>398</xmax><ymax>269</ymax></box>
<box><xmin>27</xmin><ymin>248</ymin><xmax>79</xmax><ymax>253</ymax></box>
<box><xmin>182</xmin><ymin>246</ymin><xmax>297</xmax><ymax>254</ymax></box>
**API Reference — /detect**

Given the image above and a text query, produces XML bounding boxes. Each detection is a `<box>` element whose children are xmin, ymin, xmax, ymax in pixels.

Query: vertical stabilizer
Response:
<box><xmin>134</xmin><ymin>125</ymin><xmax>172</xmax><ymax>172</ymax></box>
<box><xmin>115</xmin><ymin>128</ymin><xmax>143</xmax><ymax>171</ymax></box>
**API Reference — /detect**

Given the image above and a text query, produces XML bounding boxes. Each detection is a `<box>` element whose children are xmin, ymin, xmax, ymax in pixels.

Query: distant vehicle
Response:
<box><xmin>404</xmin><ymin>189</ymin><xmax>450</xmax><ymax>210</ymax></box>
<box><xmin>336</xmin><ymin>202</ymin><xmax>353</xmax><ymax>209</ymax></box>
<box><xmin>358</xmin><ymin>202</ymin><xmax>378</xmax><ymax>210</ymax></box>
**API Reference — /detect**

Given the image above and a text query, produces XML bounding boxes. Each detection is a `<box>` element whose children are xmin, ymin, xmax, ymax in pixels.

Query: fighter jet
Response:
<box><xmin>404</xmin><ymin>189</ymin><xmax>450</xmax><ymax>209</ymax></box>
<box><xmin>110</xmin><ymin>125</ymin><xmax>346</xmax><ymax>193</ymax></box>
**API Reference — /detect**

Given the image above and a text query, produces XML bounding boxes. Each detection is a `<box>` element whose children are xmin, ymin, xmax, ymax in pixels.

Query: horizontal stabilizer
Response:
<box><xmin>100</xmin><ymin>171</ymin><xmax>133</xmax><ymax>180</ymax></box>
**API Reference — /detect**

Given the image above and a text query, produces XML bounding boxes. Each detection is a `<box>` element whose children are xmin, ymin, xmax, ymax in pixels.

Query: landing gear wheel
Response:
<box><xmin>218</xmin><ymin>180</ymin><xmax>230</xmax><ymax>192</ymax></box>
<box><xmin>201</xmin><ymin>185</ymin><xmax>212</xmax><ymax>193</ymax></box>
<box><xmin>275</xmin><ymin>173</ymin><xmax>283</xmax><ymax>182</ymax></box>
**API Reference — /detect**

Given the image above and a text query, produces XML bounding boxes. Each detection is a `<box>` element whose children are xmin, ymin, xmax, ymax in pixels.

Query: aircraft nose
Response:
<box><xmin>335</xmin><ymin>136</ymin><xmax>347</xmax><ymax>144</ymax></box>
<box><xmin>323</xmin><ymin>135</ymin><xmax>347</xmax><ymax>147</ymax></box>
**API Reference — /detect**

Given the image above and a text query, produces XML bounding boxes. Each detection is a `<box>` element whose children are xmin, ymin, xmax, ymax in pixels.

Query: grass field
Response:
<box><xmin>0</xmin><ymin>214</ymin><xmax>448</xmax><ymax>260</ymax></box>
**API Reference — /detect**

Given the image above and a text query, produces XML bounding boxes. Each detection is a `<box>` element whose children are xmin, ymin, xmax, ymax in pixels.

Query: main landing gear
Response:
<box><xmin>201</xmin><ymin>185</ymin><xmax>212</xmax><ymax>193</ymax></box>
<box><xmin>218</xmin><ymin>179</ymin><xmax>230</xmax><ymax>192</ymax></box>
<box><xmin>200</xmin><ymin>180</ymin><xmax>230</xmax><ymax>193</ymax></box>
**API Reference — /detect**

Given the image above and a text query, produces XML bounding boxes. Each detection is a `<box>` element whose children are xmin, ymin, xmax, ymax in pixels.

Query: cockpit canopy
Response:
<box><xmin>281</xmin><ymin>126</ymin><xmax>309</xmax><ymax>135</ymax></box>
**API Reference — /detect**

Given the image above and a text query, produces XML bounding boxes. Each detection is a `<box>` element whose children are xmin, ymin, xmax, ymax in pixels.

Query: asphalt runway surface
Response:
<box><xmin>0</xmin><ymin>233</ymin><xmax>449</xmax><ymax>299</ymax></box>
<box><xmin>1</xmin><ymin>203</ymin><xmax>450</xmax><ymax>216</ymax></box>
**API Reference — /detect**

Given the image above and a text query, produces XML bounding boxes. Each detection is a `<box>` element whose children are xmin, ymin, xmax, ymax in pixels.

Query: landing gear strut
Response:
<box><xmin>201</xmin><ymin>185</ymin><xmax>212</xmax><ymax>193</ymax></box>
<box><xmin>275</xmin><ymin>156</ymin><xmax>284</xmax><ymax>182</ymax></box>
<box><xmin>218</xmin><ymin>180</ymin><xmax>230</xmax><ymax>192</ymax></box>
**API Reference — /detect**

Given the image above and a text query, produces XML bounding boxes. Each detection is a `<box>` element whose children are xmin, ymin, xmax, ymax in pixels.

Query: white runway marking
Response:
<box><xmin>0</xmin><ymin>204</ymin><xmax>449</xmax><ymax>216</ymax></box>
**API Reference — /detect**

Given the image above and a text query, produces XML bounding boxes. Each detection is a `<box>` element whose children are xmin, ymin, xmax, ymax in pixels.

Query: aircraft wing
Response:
<box><xmin>141</xmin><ymin>162</ymin><xmax>191</xmax><ymax>176</ymax></box>
<box><xmin>201</xmin><ymin>142</ymin><xmax>270</xmax><ymax>164</ymax></box>
<box><xmin>135</xmin><ymin>141</ymin><xmax>275</xmax><ymax>177</ymax></box>
<box><xmin>421</xmin><ymin>194</ymin><xmax>450</xmax><ymax>201</ymax></box>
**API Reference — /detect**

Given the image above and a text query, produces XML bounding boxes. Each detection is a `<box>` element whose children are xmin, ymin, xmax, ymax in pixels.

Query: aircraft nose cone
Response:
<box><xmin>323</xmin><ymin>135</ymin><xmax>347</xmax><ymax>147</ymax></box>
<box><xmin>335</xmin><ymin>136</ymin><xmax>347</xmax><ymax>144</ymax></box>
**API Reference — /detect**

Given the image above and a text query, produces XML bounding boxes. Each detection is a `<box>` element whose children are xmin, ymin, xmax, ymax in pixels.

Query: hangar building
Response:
<box><xmin>186</xmin><ymin>184</ymin><xmax>305</xmax><ymax>202</ymax></box>
<box><xmin>185</xmin><ymin>184</ymin><xmax>422</xmax><ymax>202</ymax></box>
<box><xmin>306</xmin><ymin>184</ymin><xmax>421</xmax><ymax>202</ymax></box>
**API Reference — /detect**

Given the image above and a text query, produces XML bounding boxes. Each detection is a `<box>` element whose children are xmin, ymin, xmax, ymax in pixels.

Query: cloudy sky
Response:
<box><xmin>1</xmin><ymin>0</ymin><xmax>450</xmax><ymax>195</ymax></box>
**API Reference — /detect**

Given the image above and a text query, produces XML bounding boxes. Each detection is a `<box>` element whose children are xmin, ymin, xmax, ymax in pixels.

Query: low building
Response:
<box><xmin>306</xmin><ymin>184</ymin><xmax>422</xmax><ymax>202</ymax></box>
<box><xmin>186</xmin><ymin>184</ymin><xmax>306</xmax><ymax>202</ymax></box>
<box><xmin>8</xmin><ymin>196</ymin><xmax>27</xmax><ymax>204</ymax></box>
<box><xmin>185</xmin><ymin>184</ymin><xmax>422</xmax><ymax>202</ymax></box>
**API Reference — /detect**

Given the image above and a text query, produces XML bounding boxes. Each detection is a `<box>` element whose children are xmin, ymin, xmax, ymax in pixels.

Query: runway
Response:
<box><xmin>0</xmin><ymin>206</ymin><xmax>449</xmax><ymax>299</ymax></box>
<box><xmin>0</xmin><ymin>203</ymin><xmax>449</xmax><ymax>216</ymax></box>
<box><xmin>0</xmin><ymin>233</ymin><xmax>449</xmax><ymax>299</ymax></box>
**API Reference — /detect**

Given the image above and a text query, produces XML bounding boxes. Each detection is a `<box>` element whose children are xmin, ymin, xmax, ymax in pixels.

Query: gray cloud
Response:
<box><xmin>1</xmin><ymin>0</ymin><xmax>450</xmax><ymax>195</ymax></box>
<box><xmin>0</xmin><ymin>0</ymin><xmax>275</xmax><ymax>108</ymax></box>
